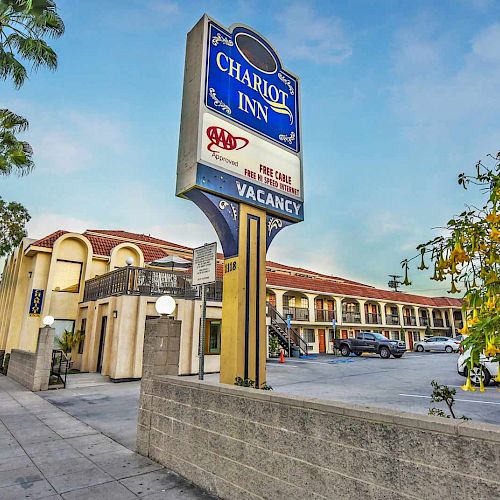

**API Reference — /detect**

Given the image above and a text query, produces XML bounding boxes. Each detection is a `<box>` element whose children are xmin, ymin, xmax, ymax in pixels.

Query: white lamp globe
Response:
<box><xmin>155</xmin><ymin>295</ymin><xmax>176</xmax><ymax>316</ymax></box>
<box><xmin>43</xmin><ymin>315</ymin><xmax>55</xmax><ymax>326</ymax></box>
<box><xmin>125</xmin><ymin>257</ymin><xmax>134</xmax><ymax>266</ymax></box>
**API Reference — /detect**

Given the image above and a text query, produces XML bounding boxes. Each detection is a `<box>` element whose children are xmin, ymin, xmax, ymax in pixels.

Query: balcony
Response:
<box><xmin>315</xmin><ymin>309</ymin><xmax>335</xmax><ymax>322</ymax></box>
<box><xmin>83</xmin><ymin>267</ymin><xmax>222</xmax><ymax>303</ymax></box>
<box><xmin>433</xmin><ymin>318</ymin><xmax>444</xmax><ymax>327</ymax></box>
<box><xmin>283</xmin><ymin>306</ymin><xmax>309</xmax><ymax>321</ymax></box>
<box><xmin>366</xmin><ymin>313</ymin><xmax>382</xmax><ymax>324</ymax></box>
<box><xmin>342</xmin><ymin>311</ymin><xmax>361</xmax><ymax>323</ymax></box>
<box><xmin>403</xmin><ymin>316</ymin><xmax>417</xmax><ymax>326</ymax></box>
<box><xmin>419</xmin><ymin>316</ymin><xmax>429</xmax><ymax>326</ymax></box>
<box><xmin>386</xmin><ymin>314</ymin><xmax>400</xmax><ymax>325</ymax></box>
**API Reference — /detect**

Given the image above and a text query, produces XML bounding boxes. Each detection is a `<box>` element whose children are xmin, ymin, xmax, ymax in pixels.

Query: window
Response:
<box><xmin>205</xmin><ymin>320</ymin><xmax>221</xmax><ymax>354</ymax></box>
<box><xmin>364</xmin><ymin>333</ymin><xmax>375</xmax><ymax>341</ymax></box>
<box><xmin>52</xmin><ymin>260</ymin><xmax>83</xmax><ymax>293</ymax></box>
<box><xmin>303</xmin><ymin>328</ymin><xmax>315</xmax><ymax>343</ymax></box>
<box><xmin>390</xmin><ymin>331</ymin><xmax>400</xmax><ymax>340</ymax></box>
<box><xmin>78</xmin><ymin>318</ymin><xmax>86</xmax><ymax>354</ymax></box>
<box><xmin>299</xmin><ymin>297</ymin><xmax>308</xmax><ymax>309</ymax></box>
<box><xmin>52</xmin><ymin>319</ymin><xmax>75</xmax><ymax>349</ymax></box>
<box><xmin>412</xmin><ymin>332</ymin><xmax>421</xmax><ymax>341</ymax></box>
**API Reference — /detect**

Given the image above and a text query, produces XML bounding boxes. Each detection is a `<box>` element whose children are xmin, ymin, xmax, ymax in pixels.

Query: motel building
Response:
<box><xmin>0</xmin><ymin>229</ymin><xmax>463</xmax><ymax>381</ymax></box>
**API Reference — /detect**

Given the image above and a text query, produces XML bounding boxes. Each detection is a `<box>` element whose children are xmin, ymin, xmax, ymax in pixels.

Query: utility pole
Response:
<box><xmin>388</xmin><ymin>275</ymin><xmax>403</xmax><ymax>292</ymax></box>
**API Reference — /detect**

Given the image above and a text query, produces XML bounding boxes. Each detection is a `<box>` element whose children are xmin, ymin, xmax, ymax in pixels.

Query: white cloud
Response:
<box><xmin>15</xmin><ymin>106</ymin><xmax>128</xmax><ymax>174</ymax></box>
<box><xmin>26</xmin><ymin>213</ymin><xmax>98</xmax><ymax>240</ymax></box>
<box><xmin>390</xmin><ymin>21</ymin><xmax>500</xmax><ymax>150</ymax></box>
<box><xmin>275</xmin><ymin>3</ymin><xmax>352</xmax><ymax>64</ymax></box>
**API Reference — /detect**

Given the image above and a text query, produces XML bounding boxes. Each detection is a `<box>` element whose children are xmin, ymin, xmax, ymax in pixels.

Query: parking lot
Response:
<box><xmin>265</xmin><ymin>352</ymin><xmax>500</xmax><ymax>425</ymax></box>
<box><xmin>41</xmin><ymin>352</ymin><xmax>500</xmax><ymax>449</ymax></box>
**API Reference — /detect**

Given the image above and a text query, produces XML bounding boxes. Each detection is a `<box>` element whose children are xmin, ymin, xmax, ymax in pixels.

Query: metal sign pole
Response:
<box><xmin>199</xmin><ymin>284</ymin><xmax>207</xmax><ymax>380</ymax></box>
<box><xmin>287</xmin><ymin>314</ymin><xmax>292</xmax><ymax>357</ymax></box>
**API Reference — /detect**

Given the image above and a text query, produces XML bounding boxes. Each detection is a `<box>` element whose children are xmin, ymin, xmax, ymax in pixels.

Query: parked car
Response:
<box><xmin>333</xmin><ymin>332</ymin><xmax>406</xmax><ymax>358</ymax></box>
<box><xmin>457</xmin><ymin>348</ymin><xmax>499</xmax><ymax>386</ymax></box>
<box><xmin>413</xmin><ymin>336</ymin><xmax>460</xmax><ymax>353</ymax></box>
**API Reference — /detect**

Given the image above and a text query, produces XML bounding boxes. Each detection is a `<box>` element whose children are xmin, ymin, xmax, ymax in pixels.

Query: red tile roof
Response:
<box><xmin>86</xmin><ymin>230</ymin><xmax>192</xmax><ymax>251</ymax></box>
<box><xmin>31</xmin><ymin>230</ymin><xmax>68</xmax><ymax>249</ymax></box>
<box><xmin>28</xmin><ymin>228</ymin><xmax>462</xmax><ymax>308</ymax></box>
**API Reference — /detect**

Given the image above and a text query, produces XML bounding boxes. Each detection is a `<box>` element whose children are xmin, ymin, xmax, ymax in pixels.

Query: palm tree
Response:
<box><xmin>0</xmin><ymin>108</ymin><xmax>33</xmax><ymax>175</ymax></box>
<box><xmin>0</xmin><ymin>1</ymin><xmax>64</xmax><ymax>256</ymax></box>
<box><xmin>0</xmin><ymin>0</ymin><xmax>65</xmax><ymax>88</ymax></box>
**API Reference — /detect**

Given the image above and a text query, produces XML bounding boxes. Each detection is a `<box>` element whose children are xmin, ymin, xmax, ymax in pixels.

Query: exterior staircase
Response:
<box><xmin>267</xmin><ymin>302</ymin><xmax>309</xmax><ymax>356</ymax></box>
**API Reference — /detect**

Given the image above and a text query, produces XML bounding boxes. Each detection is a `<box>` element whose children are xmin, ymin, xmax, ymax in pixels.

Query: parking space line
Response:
<box><xmin>399</xmin><ymin>393</ymin><xmax>500</xmax><ymax>405</ymax></box>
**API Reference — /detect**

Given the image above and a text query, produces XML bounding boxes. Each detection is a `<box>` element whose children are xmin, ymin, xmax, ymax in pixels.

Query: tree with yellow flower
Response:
<box><xmin>403</xmin><ymin>152</ymin><xmax>500</xmax><ymax>391</ymax></box>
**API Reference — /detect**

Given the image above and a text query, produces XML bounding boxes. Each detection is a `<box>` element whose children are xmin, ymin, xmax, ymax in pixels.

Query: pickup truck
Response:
<box><xmin>334</xmin><ymin>332</ymin><xmax>406</xmax><ymax>358</ymax></box>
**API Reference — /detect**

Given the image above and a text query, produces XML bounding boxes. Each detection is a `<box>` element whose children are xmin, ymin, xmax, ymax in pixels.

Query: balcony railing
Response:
<box><xmin>386</xmin><ymin>314</ymin><xmax>400</xmax><ymax>325</ymax></box>
<box><xmin>315</xmin><ymin>309</ymin><xmax>335</xmax><ymax>322</ymax></box>
<box><xmin>455</xmin><ymin>321</ymin><xmax>464</xmax><ymax>330</ymax></box>
<box><xmin>366</xmin><ymin>313</ymin><xmax>381</xmax><ymax>324</ymax></box>
<box><xmin>403</xmin><ymin>316</ymin><xmax>417</xmax><ymax>326</ymax></box>
<box><xmin>283</xmin><ymin>306</ymin><xmax>309</xmax><ymax>321</ymax></box>
<box><xmin>342</xmin><ymin>311</ymin><xmax>361</xmax><ymax>323</ymax></box>
<box><xmin>433</xmin><ymin>318</ymin><xmax>444</xmax><ymax>327</ymax></box>
<box><xmin>83</xmin><ymin>267</ymin><xmax>223</xmax><ymax>303</ymax></box>
<box><xmin>419</xmin><ymin>316</ymin><xmax>429</xmax><ymax>326</ymax></box>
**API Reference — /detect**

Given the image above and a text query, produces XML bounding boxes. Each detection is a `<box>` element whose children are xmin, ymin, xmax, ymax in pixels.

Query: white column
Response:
<box><xmin>274</xmin><ymin>289</ymin><xmax>286</xmax><ymax>316</ymax></box>
<box><xmin>305</xmin><ymin>293</ymin><xmax>317</xmax><ymax>324</ymax></box>
<box><xmin>334</xmin><ymin>297</ymin><xmax>343</xmax><ymax>325</ymax></box>
<box><xmin>413</xmin><ymin>306</ymin><xmax>420</xmax><ymax>327</ymax></box>
<box><xmin>379</xmin><ymin>302</ymin><xmax>386</xmax><ymax>326</ymax></box>
<box><xmin>358</xmin><ymin>299</ymin><xmax>366</xmax><ymax>326</ymax></box>
<box><xmin>449</xmin><ymin>308</ymin><xmax>456</xmax><ymax>336</ymax></box>
<box><xmin>397</xmin><ymin>304</ymin><xmax>404</xmax><ymax>327</ymax></box>
<box><xmin>427</xmin><ymin>308</ymin><xmax>435</xmax><ymax>328</ymax></box>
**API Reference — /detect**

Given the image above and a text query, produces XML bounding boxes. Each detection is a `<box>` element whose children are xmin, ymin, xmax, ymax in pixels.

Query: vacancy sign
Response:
<box><xmin>192</xmin><ymin>243</ymin><xmax>217</xmax><ymax>286</ymax></box>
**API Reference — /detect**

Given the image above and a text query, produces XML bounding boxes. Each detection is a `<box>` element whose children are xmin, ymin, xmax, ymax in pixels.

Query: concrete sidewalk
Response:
<box><xmin>0</xmin><ymin>375</ymin><xmax>211</xmax><ymax>499</ymax></box>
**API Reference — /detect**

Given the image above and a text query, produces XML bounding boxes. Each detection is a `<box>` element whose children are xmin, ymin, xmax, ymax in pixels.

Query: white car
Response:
<box><xmin>457</xmin><ymin>348</ymin><xmax>499</xmax><ymax>386</ymax></box>
<box><xmin>414</xmin><ymin>336</ymin><xmax>461</xmax><ymax>353</ymax></box>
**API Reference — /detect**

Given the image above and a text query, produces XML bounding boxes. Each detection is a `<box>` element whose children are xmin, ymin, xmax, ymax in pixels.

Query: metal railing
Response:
<box><xmin>267</xmin><ymin>302</ymin><xmax>308</xmax><ymax>355</ymax></box>
<box><xmin>386</xmin><ymin>314</ymin><xmax>400</xmax><ymax>325</ymax></box>
<box><xmin>315</xmin><ymin>309</ymin><xmax>335</xmax><ymax>322</ymax></box>
<box><xmin>366</xmin><ymin>313</ymin><xmax>382</xmax><ymax>324</ymax></box>
<box><xmin>419</xmin><ymin>316</ymin><xmax>429</xmax><ymax>326</ymax></box>
<box><xmin>83</xmin><ymin>267</ymin><xmax>223</xmax><ymax>302</ymax></box>
<box><xmin>403</xmin><ymin>316</ymin><xmax>417</xmax><ymax>326</ymax></box>
<box><xmin>283</xmin><ymin>306</ymin><xmax>309</xmax><ymax>321</ymax></box>
<box><xmin>433</xmin><ymin>318</ymin><xmax>444</xmax><ymax>327</ymax></box>
<box><xmin>342</xmin><ymin>311</ymin><xmax>361</xmax><ymax>323</ymax></box>
<box><xmin>50</xmin><ymin>350</ymin><xmax>69</xmax><ymax>388</ymax></box>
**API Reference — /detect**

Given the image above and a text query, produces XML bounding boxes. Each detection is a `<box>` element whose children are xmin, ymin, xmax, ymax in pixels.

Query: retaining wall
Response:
<box><xmin>137</xmin><ymin>321</ymin><xmax>500</xmax><ymax>499</ymax></box>
<box><xmin>7</xmin><ymin>326</ymin><xmax>54</xmax><ymax>391</ymax></box>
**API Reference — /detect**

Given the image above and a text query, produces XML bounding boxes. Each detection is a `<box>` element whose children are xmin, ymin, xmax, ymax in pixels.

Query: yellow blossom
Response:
<box><xmin>461</xmin><ymin>375</ymin><xmax>476</xmax><ymax>392</ymax></box>
<box><xmin>485</xmin><ymin>212</ymin><xmax>500</xmax><ymax>224</ymax></box>
<box><xmin>490</xmin><ymin>229</ymin><xmax>500</xmax><ymax>241</ymax></box>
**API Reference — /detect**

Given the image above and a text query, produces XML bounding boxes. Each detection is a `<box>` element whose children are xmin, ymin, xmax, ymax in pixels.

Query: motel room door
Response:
<box><xmin>318</xmin><ymin>329</ymin><xmax>326</xmax><ymax>353</ymax></box>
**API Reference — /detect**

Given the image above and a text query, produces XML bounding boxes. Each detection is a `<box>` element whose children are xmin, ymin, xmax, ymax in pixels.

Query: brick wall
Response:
<box><xmin>7</xmin><ymin>326</ymin><xmax>54</xmax><ymax>391</ymax></box>
<box><xmin>137</xmin><ymin>324</ymin><xmax>500</xmax><ymax>499</ymax></box>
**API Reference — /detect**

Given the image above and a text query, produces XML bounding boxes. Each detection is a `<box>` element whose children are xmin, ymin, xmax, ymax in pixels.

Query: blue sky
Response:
<box><xmin>2</xmin><ymin>0</ymin><xmax>500</xmax><ymax>295</ymax></box>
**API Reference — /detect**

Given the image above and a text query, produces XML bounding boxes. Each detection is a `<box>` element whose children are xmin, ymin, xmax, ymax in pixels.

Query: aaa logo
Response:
<box><xmin>206</xmin><ymin>126</ymin><xmax>248</xmax><ymax>152</ymax></box>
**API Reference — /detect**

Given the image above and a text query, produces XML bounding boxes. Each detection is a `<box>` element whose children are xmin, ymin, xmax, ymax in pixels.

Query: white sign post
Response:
<box><xmin>193</xmin><ymin>242</ymin><xmax>217</xmax><ymax>380</ymax></box>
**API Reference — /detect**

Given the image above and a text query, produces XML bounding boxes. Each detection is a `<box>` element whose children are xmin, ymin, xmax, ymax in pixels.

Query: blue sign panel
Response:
<box><xmin>196</xmin><ymin>163</ymin><xmax>304</xmax><ymax>221</ymax></box>
<box><xmin>205</xmin><ymin>21</ymin><xmax>300</xmax><ymax>153</ymax></box>
<box><xmin>29</xmin><ymin>289</ymin><xmax>44</xmax><ymax>317</ymax></box>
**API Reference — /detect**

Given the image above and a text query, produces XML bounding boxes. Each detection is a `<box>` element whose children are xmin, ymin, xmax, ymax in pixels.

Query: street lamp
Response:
<box><xmin>42</xmin><ymin>315</ymin><xmax>54</xmax><ymax>327</ymax></box>
<box><xmin>155</xmin><ymin>295</ymin><xmax>176</xmax><ymax>317</ymax></box>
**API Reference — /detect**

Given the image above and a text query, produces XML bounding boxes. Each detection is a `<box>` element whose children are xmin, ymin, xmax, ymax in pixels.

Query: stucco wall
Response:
<box><xmin>7</xmin><ymin>326</ymin><xmax>54</xmax><ymax>391</ymax></box>
<box><xmin>137</xmin><ymin>377</ymin><xmax>500</xmax><ymax>498</ymax></box>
